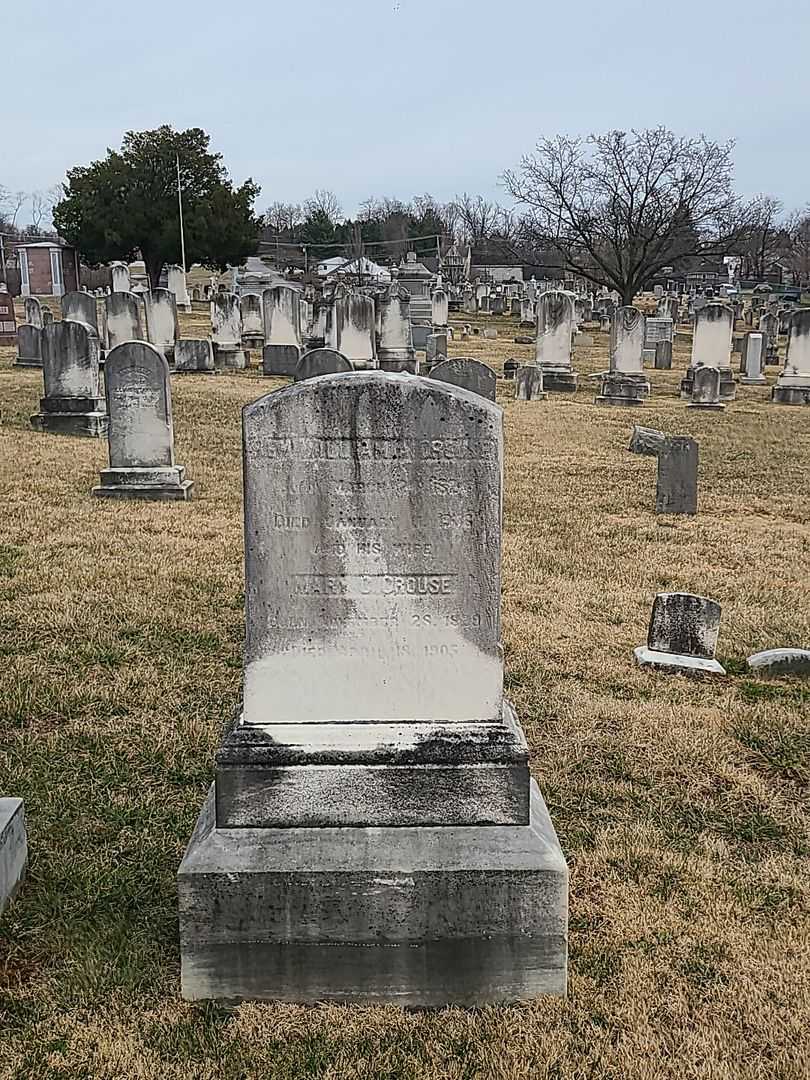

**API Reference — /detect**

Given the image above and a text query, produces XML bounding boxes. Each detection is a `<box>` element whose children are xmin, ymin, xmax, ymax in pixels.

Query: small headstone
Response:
<box><xmin>0</xmin><ymin>799</ymin><xmax>27</xmax><ymax>914</ymax></box>
<box><xmin>425</xmin><ymin>330</ymin><xmax>448</xmax><ymax>369</ymax></box>
<box><xmin>262</xmin><ymin>344</ymin><xmax>302</xmax><ymax>377</ymax></box>
<box><xmin>294</xmin><ymin>348</ymin><xmax>353</xmax><ymax>381</ymax></box>
<box><xmin>503</xmin><ymin>358</ymin><xmax>519</xmax><ymax>379</ymax></box>
<box><xmin>634</xmin><ymin>592</ymin><xmax>725</xmax><ymax>676</ymax></box>
<box><xmin>14</xmin><ymin>324</ymin><xmax>42</xmax><ymax>368</ymax></box>
<box><xmin>0</xmin><ymin>287</ymin><xmax>18</xmax><ymax>345</ymax></box>
<box><xmin>514</xmin><ymin>335</ymin><xmax>534</xmax><ymax>345</ymax></box>
<box><xmin>628</xmin><ymin>425</ymin><xmax>666</xmax><ymax>456</ymax></box>
<box><xmin>514</xmin><ymin>366</ymin><xmax>547</xmax><ymax>401</ymax></box>
<box><xmin>23</xmin><ymin>296</ymin><xmax>44</xmax><ymax>329</ymax></box>
<box><xmin>211</xmin><ymin>293</ymin><xmax>246</xmax><ymax>370</ymax></box>
<box><xmin>655</xmin><ymin>436</ymin><xmax>698</xmax><ymax>515</ymax></box>
<box><xmin>167</xmin><ymin>264</ymin><xmax>192</xmax><ymax>312</ymax></box>
<box><xmin>740</xmin><ymin>333</ymin><xmax>766</xmax><ymax>384</ymax></box>
<box><xmin>746</xmin><ymin>649</ymin><xmax>810</xmax><ymax>677</ymax></box>
<box><xmin>111</xmin><ymin>262</ymin><xmax>131</xmax><ymax>293</ymax></box>
<box><xmin>654</xmin><ymin>340</ymin><xmax>673</xmax><ymax>369</ymax></box>
<box><xmin>93</xmin><ymin>341</ymin><xmax>193</xmax><ymax>500</ymax></box>
<box><xmin>429</xmin><ymin>357</ymin><xmax>497</xmax><ymax>401</ymax></box>
<box><xmin>687</xmin><ymin>364</ymin><xmax>725</xmax><ymax>410</ymax></box>
<box><xmin>483</xmin><ymin>328</ymin><xmax>498</xmax><ymax>339</ymax></box>
<box><xmin>240</xmin><ymin>293</ymin><xmax>264</xmax><ymax>348</ymax></box>
<box><xmin>175</xmin><ymin>339</ymin><xmax>216</xmax><ymax>373</ymax></box>
<box><xmin>31</xmin><ymin>321</ymin><xmax>107</xmax><ymax>437</ymax></box>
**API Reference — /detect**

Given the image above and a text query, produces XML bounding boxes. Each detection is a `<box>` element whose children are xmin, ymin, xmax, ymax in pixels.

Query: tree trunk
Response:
<box><xmin>622</xmin><ymin>284</ymin><xmax>636</xmax><ymax>306</ymax></box>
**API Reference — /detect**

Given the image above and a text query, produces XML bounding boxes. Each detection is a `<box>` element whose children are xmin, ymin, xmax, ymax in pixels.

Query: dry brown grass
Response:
<box><xmin>0</xmin><ymin>301</ymin><xmax>808</xmax><ymax>1079</ymax></box>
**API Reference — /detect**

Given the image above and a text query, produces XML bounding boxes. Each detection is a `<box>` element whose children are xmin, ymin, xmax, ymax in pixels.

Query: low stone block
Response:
<box><xmin>594</xmin><ymin>372</ymin><xmax>649</xmax><ymax>406</ymax></box>
<box><xmin>746</xmin><ymin>648</ymin><xmax>810</xmax><ymax>677</ymax></box>
<box><xmin>175</xmin><ymin>339</ymin><xmax>215</xmax><ymax>373</ymax></box>
<box><xmin>92</xmin><ymin>465</ymin><xmax>194</xmax><ymax>501</ymax></box>
<box><xmin>514</xmin><ymin>335</ymin><xmax>535</xmax><ymax>345</ymax></box>
<box><xmin>178</xmin><ymin>780</ymin><xmax>568</xmax><ymax>1005</ymax></box>
<box><xmin>483</xmin><ymin>328</ymin><xmax>498</xmax><ymax>339</ymax></box>
<box><xmin>0</xmin><ymin>799</ymin><xmax>27</xmax><ymax>915</ymax></box>
<box><xmin>262</xmin><ymin>343</ymin><xmax>301</xmax><ymax>377</ymax></box>
<box><xmin>31</xmin><ymin>400</ymin><xmax>108</xmax><ymax>437</ymax></box>
<box><xmin>541</xmin><ymin>369</ymin><xmax>578</xmax><ymax>393</ymax></box>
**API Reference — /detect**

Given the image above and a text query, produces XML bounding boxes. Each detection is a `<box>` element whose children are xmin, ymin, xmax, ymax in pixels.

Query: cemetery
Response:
<box><xmin>0</xmin><ymin>280</ymin><xmax>808</xmax><ymax>1077</ymax></box>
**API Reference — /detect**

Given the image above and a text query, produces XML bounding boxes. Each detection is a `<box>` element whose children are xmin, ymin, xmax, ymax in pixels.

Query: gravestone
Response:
<box><xmin>61</xmin><ymin>290</ymin><xmax>98</xmax><ymax>332</ymax></box>
<box><xmin>294</xmin><ymin>348</ymin><xmax>353</xmax><ymax>382</ymax></box>
<box><xmin>654</xmin><ymin>340</ymin><xmax>673</xmax><ymax>369</ymax></box>
<box><xmin>14</xmin><ymin>324</ymin><xmax>42</xmax><ymax>368</ymax></box>
<box><xmin>211</xmin><ymin>293</ymin><xmax>246</xmax><ymax>369</ymax></box>
<box><xmin>759</xmin><ymin>312</ymin><xmax>780</xmax><ymax>365</ymax></box>
<box><xmin>628</xmin><ymin>425</ymin><xmax>666</xmax><ymax>456</ymax></box>
<box><xmin>263</xmin><ymin>286</ymin><xmax>303</xmax><ymax>374</ymax></box>
<box><xmin>431</xmin><ymin>288</ymin><xmax>449</xmax><ymax>328</ymax></box>
<box><xmin>535</xmin><ymin>291</ymin><xmax>577</xmax><ymax>391</ymax></box>
<box><xmin>634</xmin><ymin>593</ymin><xmax>725</xmax><ymax>676</ymax></box>
<box><xmin>429</xmin><ymin>357</ymin><xmax>497</xmax><ymax>401</ymax></box>
<box><xmin>143</xmin><ymin>289</ymin><xmax>179</xmax><ymax>364</ymax></box>
<box><xmin>425</xmin><ymin>331</ymin><xmax>448</xmax><ymax>369</ymax></box>
<box><xmin>23</xmin><ymin>296</ymin><xmax>44</xmax><ymax>329</ymax></box>
<box><xmin>240</xmin><ymin>293</ymin><xmax>264</xmax><ymax>349</ymax></box>
<box><xmin>746</xmin><ymin>649</ymin><xmax>810</xmax><ymax>677</ymax></box>
<box><xmin>0</xmin><ymin>287</ymin><xmax>18</xmax><ymax>346</ymax></box>
<box><xmin>0</xmin><ymin>799</ymin><xmax>27</xmax><ymax>915</ymax></box>
<box><xmin>41</xmin><ymin>307</ymin><xmax>54</xmax><ymax>326</ymax></box>
<box><xmin>596</xmin><ymin>306</ymin><xmax>649</xmax><ymax>406</ymax></box>
<box><xmin>330</xmin><ymin>294</ymin><xmax>377</xmax><ymax>369</ymax></box>
<box><xmin>175</xmin><ymin>339</ymin><xmax>216</xmax><ymax>373</ymax></box>
<box><xmin>31</xmin><ymin>321</ymin><xmax>107</xmax><ymax>436</ymax></box>
<box><xmin>772</xmin><ymin>309</ymin><xmax>810</xmax><ymax>404</ymax></box>
<box><xmin>515</xmin><ymin>366</ymin><xmax>547</xmax><ymax>401</ymax></box>
<box><xmin>167</xmin><ymin>265</ymin><xmax>192</xmax><ymax>313</ymax></box>
<box><xmin>483</xmin><ymin>328</ymin><xmax>498</xmax><ymax>339</ymax></box>
<box><xmin>111</xmin><ymin>262</ymin><xmax>131</xmax><ymax>292</ymax></box>
<box><xmin>740</xmin><ymin>333</ymin><xmax>766</xmax><ymax>384</ymax></box>
<box><xmin>687</xmin><ymin>364</ymin><xmax>725</xmax><ymax>410</ymax></box>
<box><xmin>105</xmin><ymin>292</ymin><xmax>144</xmax><ymax>349</ymax></box>
<box><xmin>681</xmin><ymin>303</ymin><xmax>735</xmax><ymax>400</ymax></box>
<box><xmin>377</xmin><ymin>286</ymin><xmax>415</xmax><ymax>372</ymax></box>
<box><xmin>503</xmin><ymin>358</ymin><xmax>519</xmax><ymax>379</ymax></box>
<box><xmin>93</xmin><ymin>342</ymin><xmax>193</xmax><ymax>500</ymax></box>
<box><xmin>655</xmin><ymin>437</ymin><xmax>698</xmax><ymax>515</ymax></box>
<box><xmin>178</xmin><ymin>371</ymin><xmax>568</xmax><ymax>1005</ymax></box>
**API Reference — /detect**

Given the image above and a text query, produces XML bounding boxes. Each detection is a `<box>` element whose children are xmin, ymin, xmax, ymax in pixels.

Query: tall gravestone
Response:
<box><xmin>93</xmin><ymin>342</ymin><xmax>193</xmax><ymax>500</ymax></box>
<box><xmin>377</xmin><ymin>286</ymin><xmax>415</xmax><ymax>372</ymax></box>
<box><xmin>595</xmin><ymin>307</ymin><xmax>650</xmax><ymax>406</ymax></box>
<box><xmin>655</xmin><ymin>437</ymin><xmax>698</xmax><ymax>515</ymax></box>
<box><xmin>178</xmin><ymin>372</ymin><xmax>568</xmax><ymax>1005</ymax></box>
<box><xmin>431</xmin><ymin>287</ymin><xmax>449</xmax><ymax>328</ymax></box>
<box><xmin>740</xmin><ymin>333</ymin><xmax>766</xmax><ymax>384</ymax></box>
<box><xmin>143</xmin><ymin>289</ymin><xmax>179</xmax><ymax>364</ymax></box>
<box><xmin>329</xmin><ymin>294</ymin><xmax>377</xmax><ymax>369</ymax></box>
<box><xmin>111</xmin><ymin>262</ymin><xmax>131</xmax><ymax>293</ymax></box>
<box><xmin>535</xmin><ymin>291</ymin><xmax>577</xmax><ymax>391</ymax></box>
<box><xmin>31</xmin><ymin>321</ymin><xmax>107</xmax><ymax>436</ymax></box>
<box><xmin>240</xmin><ymin>293</ymin><xmax>264</xmax><ymax>350</ymax></box>
<box><xmin>681</xmin><ymin>303</ymin><xmax>735</xmax><ymax>400</ymax></box>
<box><xmin>167</xmin><ymin>265</ymin><xmax>192</xmax><ymax>313</ymax></box>
<box><xmin>262</xmin><ymin>286</ymin><xmax>302</xmax><ymax>376</ymax></box>
<box><xmin>211</xmin><ymin>292</ymin><xmax>246</xmax><ymax>369</ymax></box>
<box><xmin>61</xmin><ymin>290</ymin><xmax>98</xmax><ymax>332</ymax></box>
<box><xmin>772</xmin><ymin>310</ymin><xmax>810</xmax><ymax>405</ymax></box>
<box><xmin>105</xmin><ymin>292</ymin><xmax>144</xmax><ymax>349</ymax></box>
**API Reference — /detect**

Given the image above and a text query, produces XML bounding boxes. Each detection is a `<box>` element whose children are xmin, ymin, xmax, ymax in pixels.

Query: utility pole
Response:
<box><xmin>176</xmin><ymin>153</ymin><xmax>187</xmax><ymax>272</ymax></box>
<box><xmin>0</xmin><ymin>233</ymin><xmax>6</xmax><ymax>284</ymax></box>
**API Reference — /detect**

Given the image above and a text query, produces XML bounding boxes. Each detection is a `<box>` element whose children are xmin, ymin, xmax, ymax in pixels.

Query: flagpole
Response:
<box><xmin>176</xmin><ymin>153</ymin><xmax>187</xmax><ymax>272</ymax></box>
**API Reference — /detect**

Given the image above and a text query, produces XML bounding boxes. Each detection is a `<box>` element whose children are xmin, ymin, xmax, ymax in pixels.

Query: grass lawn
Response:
<box><xmin>0</xmin><ymin>303</ymin><xmax>808</xmax><ymax>1079</ymax></box>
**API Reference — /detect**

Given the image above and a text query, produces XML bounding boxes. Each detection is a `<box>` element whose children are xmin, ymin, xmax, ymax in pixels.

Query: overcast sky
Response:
<box><xmin>6</xmin><ymin>0</ymin><xmax>809</xmax><ymax>223</ymax></box>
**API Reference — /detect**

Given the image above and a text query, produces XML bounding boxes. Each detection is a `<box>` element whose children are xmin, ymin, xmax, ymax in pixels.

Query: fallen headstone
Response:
<box><xmin>0</xmin><ymin>799</ymin><xmax>27</xmax><ymax>915</ymax></box>
<box><xmin>746</xmin><ymin>649</ymin><xmax>810</xmax><ymax>677</ymax></box>
<box><xmin>628</xmin><ymin>425</ymin><xmax>665</xmax><ymax>456</ymax></box>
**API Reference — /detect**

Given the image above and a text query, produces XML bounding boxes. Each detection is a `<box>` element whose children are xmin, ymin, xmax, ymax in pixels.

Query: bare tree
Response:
<box><xmin>736</xmin><ymin>195</ymin><xmax>787</xmax><ymax>281</ymax></box>
<box><xmin>503</xmin><ymin>128</ymin><xmax>754</xmax><ymax>304</ymax></box>
<box><xmin>264</xmin><ymin>200</ymin><xmax>303</xmax><ymax>233</ymax></box>
<box><xmin>451</xmin><ymin>193</ymin><xmax>503</xmax><ymax>245</ymax></box>
<box><xmin>0</xmin><ymin>186</ymin><xmax>27</xmax><ymax>230</ymax></box>
<box><xmin>302</xmin><ymin>189</ymin><xmax>343</xmax><ymax>224</ymax></box>
<box><xmin>785</xmin><ymin>208</ymin><xmax>810</xmax><ymax>287</ymax></box>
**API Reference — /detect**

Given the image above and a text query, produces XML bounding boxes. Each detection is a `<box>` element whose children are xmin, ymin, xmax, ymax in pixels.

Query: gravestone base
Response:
<box><xmin>13</xmin><ymin>357</ymin><xmax>43</xmax><ymax>369</ymax></box>
<box><xmin>772</xmin><ymin>381</ymin><xmax>810</xmax><ymax>405</ymax></box>
<box><xmin>686</xmin><ymin>399</ymin><xmax>725</xmax><ymax>411</ymax></box>
<box><xmin>740</xmin><ymin>373</ymin><xmax>768</xmax><ymax>385</ymax></box>
<box><xmin>594</xmin><ymin>373</ymin><xmax>650</xmax><ymax>406</ymax></box>
<box><xmin>378</xmin><ymin>358</ymin><xmax>418</xmax><ymax>374</ymax></box>
<box><xmin>0</xmin><ymin>799</ymin><xmax>27</xmax><ymax>915</ymax></box>
<box><xmin>514</xmin><ymin>366</ymin><xmax>547</xmax><ymax>401</ymax></box>
<box><xmin>92</xmin><ymin>465</ymin><xmax>194</xmax><ymax>501</ymax></box>
<box><xmin>215</xmin><ymin>345</ymin><xmax>248</xmax><ymax>371</ymax></box>
<box><xmin>262</xmin><ymin>344</ymin><xmax>301</xmax><ymax>377</ymax></box>
<box><xmin>540</xmin><ymin>367</ymin><xmax>578</xmax><ymax>392</ymax></box>
<box><xmin>242</xmin><ymin>334</ymin><xmax>264</xmax><ymax>351</ymax></box>
<box><xmin>178</xmin><ymin>780</ymin><xmax>567</xmax><ymax>1005</ymax></box>
<box><xmin>31</xmin><ymin>397</ymin><xmax>108</xmax><ymax>437</ymax></box>
<box><xmin>634</xmin><ymin>646</ymin><xmax>726</xmax><ymax>677</ymax></box>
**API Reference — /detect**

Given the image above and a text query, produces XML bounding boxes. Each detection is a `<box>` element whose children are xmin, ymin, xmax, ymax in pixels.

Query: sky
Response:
<box><xmin>5</xmin><ymin>0</ymin><xmax>810</xmax><ymax>223</ymax></box>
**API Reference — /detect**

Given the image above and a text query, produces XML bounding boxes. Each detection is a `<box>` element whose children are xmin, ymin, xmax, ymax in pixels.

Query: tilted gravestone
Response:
<box><xmin>93</xmin><ymin>342</ymin><xmax>193</xmax><ymax>500</ymax></box>
<box><xmin>429</xmin><ymin>357</ymin><xmax>497</xmax><ymax>401</ymax></box>
<box><xmin>294</xmin><ymin>348</ymin><xmax>353</xmax><ymax>382</ymax></box>
<box><xmin>628</xmin><ymin>425</ymin><xmax>666</xmax><ymax>456</ymax></box>
<box><xmin>655</xmin><ymin>436</ymin><xmax>698</xmax><ymax>515</ymax></box>
<box><xmin>635</xmin><ymin>592</ymin><xmax>725</xmax><ymax>676</ymax></box>
<box><xmin>14</xmin><ymin>324</ymin><xmax>42</xmax><ymax>368</ymax></box>
<box><xmin>31</xmin><ymin>321</ymin><xmax>107</xmax><ymax>437</ymax></box>
<box><xmin>514</xmin><ymin>365</ymin><xmax>547</xmax><ymax>401</ymax></box>
<box><xmin>178</xmin><ymin>372</ymin><xmax>568</xmax><ymax>1005</ymax></box>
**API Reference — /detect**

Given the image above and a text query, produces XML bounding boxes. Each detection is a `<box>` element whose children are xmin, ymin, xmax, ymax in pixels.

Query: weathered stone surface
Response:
<box><xmin>240</xmin><ymin>293</ymin><xmax>264</xmax><ymax>344</ymax></box>
<box><xmin>211</xmin><ymin>293</ymin><xmax>246</xmax><ymax>368</ymax></box>
<box><xmin>23</xmin><ymin>296</ymin><xmax>43</xmax><ymax>328</ymax></box>
<box><xmin>746</xmin><ymin>648</ymin><xmax>810</xmax><ymax>677</ymax></box>
<box><xmin>628</xmin><ymin>425</ymin><xmax>665</xmax><ymax>456</ymax></box>
<box><xmin>0</xmin><ymin>799</ymin><xmax>27</xmax><ymax>915</ymax></box>
<box><xmin>328</xmin><ymin>294</ymin><xmax>376</xmax><ymax>368</ymax></box>
<box><xmin>175</xmin><ymin>339</ymin><xmax>216</xmax><ymax>373</ymax></box>
<box><xmin>93</xmin><ymin>342</ymin><xmax>192</xmax><ymax>500</ymax></box>
<box><xmin>687</xmin><ymin>364</ymin><xmax>725</xmax><ymax>410</ymax></box>
<box><xmin>740</xmin><ymin>332</ymin><xmax>766</xmax><ymax>384</ymax></box>
<box><xmin>263</xmin><ymin>286</ymin><xmax>302</xmax><ymax>347</ymax></box>
<box><xmin>293</xmin><ymin>348</ymin><xmax>353</xmax><ymax>382</ymax></box>
<box><xmin>179</xmin><ymin>780</ymin><xmax>567</xmax><ymax>1004</ymax></box>
<box><xmin>535</xmin><ymin>291</ymin><xmax>577</xmax><ymax>390</ymax></box>
<box><xmin>111</xmin><ymin>262</ymin><xmax>131</xmax><ymax>293</ymax></box>
<box><xmin>595</xmin><ymin>372</ymin><xmax>648</xmax><ymax>406</ymax></box>
<box><xmin>635</xmin><ymin>592</ymin><xmax>725</xmax><ymax>676</ymax></box>
<box><xmin>426</xmin><ymin>331</ymin><xmax>449</xmax><ymax>368</ymax></box>
<box><xmin>61</xmin><ymin>290</ymin><xmax>98</xmax><ymax>330</ymax></box>
<box><xmin>772</xmin><ymin>309</ymin><xmax>810</xmax><ymax>404</ymax></box>
<box><xmin>262</xmin><ymin>344</ymin><xmax>301</xmax><ymax>377</ymax></box>
<box><xmin>167</xmin><ymin>264</ymin><xmax>191</xmax><ymax>311</ymax></box>
<box><xmin>656</xmin><ymin>436</ymin><xmax>698</xmax><ymax>515</ymax></box>
<box><xmin>429</xmin><ymin>358</ymin><xmax>497</xmax><ymax>401</ymax></box>
<box><xmin>654</xmin><ymin>340</ymin><xmax>673</xmax><ymax>369</ymax></box>
<box><xmin>14</xmin><ymin>324</ymin><xmax>42</xmax><ymax>368</ymax></box>
<box><xmin>143</xmin><ymin>289</ymin><xmax>179</xmax><ymax>359</ymax></box>
<box><xmin>431</xmin><ymin>288</ymin><xmax>449</xmax><ymax>328</ymax></box>
<box><xmin>105</xmin><ymin>292</ymin><xmax>144</xmax><ymax>349</ymax></box>
<box><xmin>31</xmin><ymin>321</ymin><xmax>107</xmax><ymax>437</ymax></box>
<box><xmin>514</xmin><ymin>366</ymin><xmax>547</xmax><ymax>401</ymax></box>
<box><xmin>681</xmin><ymin>302</ymin><xmax>735</xmax><ymax>400</ymax></box>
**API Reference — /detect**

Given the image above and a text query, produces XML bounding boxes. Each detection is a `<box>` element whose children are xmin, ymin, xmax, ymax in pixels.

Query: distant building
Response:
<box><xmin>317</xmin><ymin>256</ymin><xmax>391</xmax><ymax>284</ymax></box>
<box><xmin>16</xmin><ymin>240</ymin><xmax>80</xmax><ymax>297</ymax></box>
